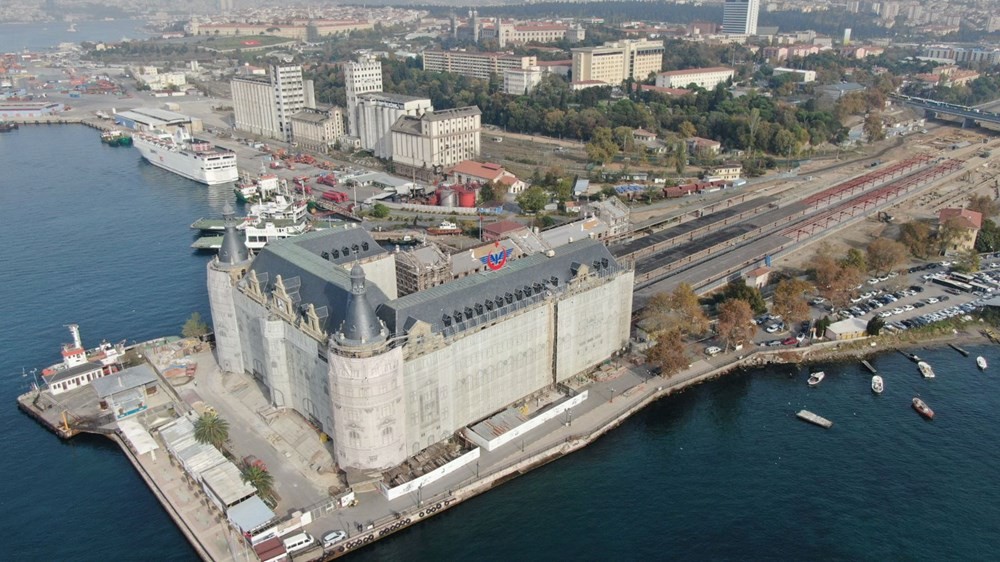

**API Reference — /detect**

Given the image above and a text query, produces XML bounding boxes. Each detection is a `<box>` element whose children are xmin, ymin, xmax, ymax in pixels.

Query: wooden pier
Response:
<box><xmin>796</xmin><ymin>410</ymin><xmax>833</xmax><ymax>429</ymax></box>
<box><xmin>861</xmin><ymin>360</ymin><xmax>877</xmax><ymax>373</ymax></box>
<box><xmin>948</xmin><ymin>343</ymin><xmax>969</xmax><ymax>357</ymax></box>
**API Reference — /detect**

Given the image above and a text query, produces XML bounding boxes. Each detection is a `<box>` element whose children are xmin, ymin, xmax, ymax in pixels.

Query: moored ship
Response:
<box><xmin>101</xmin><ymin>129</ymin><xmax>133</xmax><ymax>147</ymax></box>
<box><xmin>133</xmin><ymin>129</ymin><xmax>238</xmax><ymax>185</ymax></box>
<box><xmin>0</xmin><ymin>121</ymin><xmax>19</xmax><ymax>132</ymax></box>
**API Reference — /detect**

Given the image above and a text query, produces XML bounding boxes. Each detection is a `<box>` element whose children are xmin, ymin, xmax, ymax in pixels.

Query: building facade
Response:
<box><xmin>391</xmin><ymin>106</ymin><xmax>482</xmax><ymax>179</ymax></box>
<box><xmin>722</xmin><ymin>0</ymin><xmax>760</xmax><ymax>35</ymax></box>
<box><xmin>655</xmin><ymin>66</ymin><xmax>734</xmax><ymax>89</ymax></box>
<box><xmin>503</xmin><ymin>66</ymin><xmax>544</xmax><ymax>95</ymax></box>
<box><xmin>207</xmin><ymin>227</ymin><xmax>634</xmax><ymax>471</ymax></box>
<box><xmin>422</xmin><ymin>50</ymin><xmax>536</xmax><ymax>80</ymax></box>
<box><xmin>232</xmin><ymin>65</ymin><xmax>315</xmax><ymax>142</ymax></box>
<box><xmin>356</xmin><ymin>93</ymin><xmax>433</xmax><ymax>159</ymax></box>
<box><xmin>345</xmin><ymin>57</ymin><xmax>383</xmax><ymax>138</ymax></box>
<box><xmin>290</xmin><ymin>107</ymin><xmax>346</xmax><ymax>152</ymax></box>
<box><xmin>571</xmin><ymin>39</ymin><xmax>664</xmax><ymax>85</ymax></box>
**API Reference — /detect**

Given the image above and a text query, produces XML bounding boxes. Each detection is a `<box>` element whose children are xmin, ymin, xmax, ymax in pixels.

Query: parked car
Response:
<box><xmin>705</xmin><ymin>346</ymin><xmax>722</xmax><ymax>356</ymax></box>
<box><xmin>782</xmin><ymin>336</ymin><xmax>799</xmax><ymax>346</ymax></box>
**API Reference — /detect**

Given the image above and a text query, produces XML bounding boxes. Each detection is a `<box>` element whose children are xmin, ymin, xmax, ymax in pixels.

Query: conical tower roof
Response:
<box><xmin>340</xmin><ymin>263</ymin><xmax>383</xmax><ymax>344</ymax></box>
<box><xmin>218</xmin><ymin>202</ymin><xmax>249</xmax><ymax>265</ymax></box>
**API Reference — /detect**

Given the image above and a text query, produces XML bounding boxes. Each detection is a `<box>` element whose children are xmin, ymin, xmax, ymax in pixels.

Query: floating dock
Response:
<box><xmin>898</xmin><ymin>350</ymin><xmax>921</xmax><ymax>363</ymax></box>
<box><xmin>948</xmin><ymin>343</ymin><xmax>969</xmax><ymax>357</ymax></box>
<box><xmin>861</xmin><ymin>360</ymin><xmax>877</xmax><ymax>373</ymax></box>
<box><xmin>796</xmin><ymin>410</ymin><xmax>833</xmax><ymax>428</ymax></box>
<box><xmin>191</xmin><ymin>235</ymin><xmax>223</xmax><ymax>250</ymax></box>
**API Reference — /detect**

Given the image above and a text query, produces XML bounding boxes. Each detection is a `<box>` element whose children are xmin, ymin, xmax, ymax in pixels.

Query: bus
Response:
<box><xmin>950</xmin><ymin>272</ymin><xmax>975</xmax><ymax>283</ymax></box>
<box><xmin>933</xmin><ymin>277</ymin><xmax>973</xmax><ymax>292</ymax></box>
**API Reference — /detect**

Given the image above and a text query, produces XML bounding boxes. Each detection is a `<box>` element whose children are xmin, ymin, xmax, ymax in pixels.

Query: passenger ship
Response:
<box><xmin>133</xmin><ymin>129</ymin><xmax>239</xmax><ymax>185</ymax></box>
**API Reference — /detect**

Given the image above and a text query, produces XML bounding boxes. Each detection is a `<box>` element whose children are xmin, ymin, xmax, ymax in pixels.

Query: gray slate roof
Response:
<box><xmin>44</xmin><ymin>361</ymin><xmax>103</xmax><ymax>385</ymax></box>
<box><xmin>245</xmin><ymin>228</ymin><xmax>389</xmax><ymax>333</ymax></box>
<box><xmin>378</xmin><ymin>239</ymin><xmax>618</xmax><ymax>336</ymax></box>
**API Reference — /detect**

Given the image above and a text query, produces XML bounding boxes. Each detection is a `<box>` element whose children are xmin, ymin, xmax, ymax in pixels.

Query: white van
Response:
<box><xmin>283</xmin><ymin>532</ymin><xmax>315</xmax><ymax>554</ymax></box>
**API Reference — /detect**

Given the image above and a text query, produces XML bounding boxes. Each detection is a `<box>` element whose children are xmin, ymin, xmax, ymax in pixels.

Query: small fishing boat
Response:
<box><xmin>871</xmin><ymin>375</ymin><xmax>884</xmax><ymax>394</ymax></box>
<box><xmin>912</xmin><ymin>397</ymin><xmax>934</xmax><ymax>420</ymax></box>
<box><xmin>807</xmin><ymin>371</ymin><xmax>825</xmax><ymax>386</ymax></box>
<box><xmin>917</xmin><ymin>361</ymin><xmax>935</xmax><ymax>379</ymax></box>
<box><xmin>977</xmin><ymin>356</ymin><xmax>988</xmax><ymax>371</ymax></box>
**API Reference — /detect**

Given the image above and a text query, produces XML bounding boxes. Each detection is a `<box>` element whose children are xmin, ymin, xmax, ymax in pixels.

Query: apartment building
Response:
<box><xmin>422</xmin><ymin>50</ymin><xmax>536</xmax><ymax>80</ymax></box>
<box><xmin>722</xmin><ymin>0</ymin><xmax>760</xmax><ymax>35</ymax></box>
<box><xmin>503</xmin><ymin>66</ymin><xmax>544</xmax><ymax>95</ymax></box>
<box><xmin>571</xmin><ymin>39</ymin><xmax>664</xmax><ymax>85</ymax></box>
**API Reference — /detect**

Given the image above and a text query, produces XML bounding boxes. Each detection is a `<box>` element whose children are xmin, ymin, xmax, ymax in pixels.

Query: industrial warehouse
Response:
<box><xmin>207</xmin><ymin>210</ymin><xmax>634</xmax><ymax>474</ymax></box>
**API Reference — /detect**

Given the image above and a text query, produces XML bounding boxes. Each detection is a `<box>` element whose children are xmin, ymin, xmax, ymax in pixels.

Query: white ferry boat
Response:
<box><xmin>133</xmin><ymin>129</ymin><xmax>239</xmax><ymax>185</ymax></box>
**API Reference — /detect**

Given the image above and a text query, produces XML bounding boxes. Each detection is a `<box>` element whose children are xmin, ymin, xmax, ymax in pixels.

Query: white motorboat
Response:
<box><xmin>807</xmin><ymin>371</ymin><xmax>825</xmax><ymax>386</ymax></box>
<box><xmin>871</xmin><ymin>375</ymin><xmax>884</xmax><ymax>394</ymax></box>
<box><xmin>977</xmin><ymin>356</ymin><xmax>988</xmax><ymax>371</ymax></box>
<box><xmin>917</xmin><ymin>361</ymin><xmax>935</xmax><ymax>379</ymax></box>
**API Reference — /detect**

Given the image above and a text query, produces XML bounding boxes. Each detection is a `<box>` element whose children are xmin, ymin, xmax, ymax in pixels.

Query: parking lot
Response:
<box><xmin>721</xmin><ymin>256</ymin><xmax>1000</xmax><ymax>354</ymax></box>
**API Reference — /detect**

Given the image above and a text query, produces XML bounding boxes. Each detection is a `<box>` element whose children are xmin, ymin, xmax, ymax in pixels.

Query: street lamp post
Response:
<box><xmin>609</xmin><ymin>387</ymin><xmax>615</xmax><ymax>403</ymax></box>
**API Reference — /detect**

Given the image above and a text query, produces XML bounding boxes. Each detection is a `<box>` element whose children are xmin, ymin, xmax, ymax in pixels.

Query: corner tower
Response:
<box><xmin>329</xmin><ymin>264</ymin><xmax>406</xmax><ymax>470</ymax></box>
<box><xmin>207</xmin><ymin>203</ymin><xmax>250</xmax><ymax>374</ymax></box>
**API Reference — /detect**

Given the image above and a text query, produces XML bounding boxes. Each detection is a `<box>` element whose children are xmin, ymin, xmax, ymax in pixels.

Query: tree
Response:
<box><xmin>645</xmin><ymin>328</ymin><xmax>690</xmax><ymax>378</ymax></box>
<box><xmin>516</xmin><ymin>186</ymin><xmax>549</xmax><ymax>213</ymax></box>
<box><xmin>715</xmin><ymin>280</ymin><xmax>767</xmax><ymax>314</ymax></box>
<box><xmin>370</xmin><ymin>202</ymin><xmax>390</xmax><ymax>219</ymax></box>
<box><xmin>194</xmin><ymin>412</ymin><xmax>229</xmax><ymax>449</ymax></box>
<box><xmin>899</xmin><ymin>221</ymin><xmax>932</xmax><ymax>258</ymax></box>
<box><xmin>954</xmin><ymin>248</ymin><xmax>981</xmax><ymax>273</ymax></box>
<box><xmin>772</xmin><ymin>279</ymin><xmax>813</xmax><ymax>325</ymax></box>
<box><xmin>968</xmin><ymin>194</ymin><xmax>999</xmax><ymax>218</ymax></box>
<box><xmin>717</xmin><ymin>299</ymin><xmax>757</xmax><ymax>350</ymax></box>
<box><xmin>866</xmin><ymin>238</ymin><xmax>907</xmax><ymax>275</ymax></box>
<box><xmin>863</xmin><ymin>112</ymin><xmax>885</xmax><ymax>142</ymax></box>
<box><xmin>678</xmin><ymin>120</ymin><xmax>697</xmax><ymax>138</ymax></box>
<box><xmin>641</xmin><ymin>283</ymin><xmax>709</xmax><ymax>336</ymax></box>
<box><xmin>670</xmin><ymin>283</ymin><xmax>710</xmax><ymax>335</ymax></box>
<box><xmin>814</xmin><ymin>315</ymin><xmax>832</xmax><ymax>339</ymax></box>
<box><xmin>241</xmin><ymin>465</ymin><xmax>274</xmax><ymax>499</ymax></box>
<box><xmin>842</xmin><ymin>248</ymin><xmax>867</xmax><ymax>272</ymax></box>
<box><xmin>866</xmin><ymin>316</ymin><xmax>885</xmax><ymax>336</ymax></box>
<box><xmin>585</xmin><ymin>126</ymin><xmax>618</xmax><ymax>165</ymax></box>
<box><xmin>938</xmin><ymin>217</ymin><xmax>966</xmax><ymax>254</ymax></box>
<box><xmin>976</xmin><ymin>219</ymin><xmax>1000</xmax><ymax>253</ymax></box>
<box><xmin>182</xmin><ymin>312</ymin><xmax>209</xmax><ymax>339</ymax></box>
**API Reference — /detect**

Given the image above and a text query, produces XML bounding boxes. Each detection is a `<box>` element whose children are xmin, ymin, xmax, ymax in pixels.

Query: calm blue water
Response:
<box><xmin>4</xmin><ymin>126</ymin><xmax>1000</xmax><ymax>560</ymax></box>
<box><xmin>0</xmin><ymin>19</ymin><xmax>149</xmax><ymax>52</ymax></box>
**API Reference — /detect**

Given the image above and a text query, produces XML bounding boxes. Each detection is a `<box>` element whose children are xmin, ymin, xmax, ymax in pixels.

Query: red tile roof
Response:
<box><xmin>939</xmin><ymin>208</ymin><xmax>983</xmax><ymax>230</ymax></box>
<box><xmin>449</xmin><ymin>160</ymin><xmax>506</xmax><ymax>181</ymax></box>
<box><xmin>484</xmin><ymin>219</ymin><xmax>528</xmax><ymax>235</ymax></box>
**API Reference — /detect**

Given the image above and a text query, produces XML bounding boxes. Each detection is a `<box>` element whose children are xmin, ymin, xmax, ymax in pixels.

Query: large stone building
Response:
<box><xmin>391</xmin><ymin>106</ymin><xmax>482</xmax><ymax>180</ymax></box>
<box><xmin>356</xmin><ymin>93</ymin><xmax>433</xmax><ymax>159</ymax></box>
<box><xmin>422</xmin><ymin>50</ymin><xmax>536</xmax><ymax>80</ymax></box>
<box><xmin>232</xmin><ymin>65</ymin><xmax>315</xmax><ymax>142</ymax></box>
<box><xmin>503</xmin><ymin>66</ymin><xmax>544</xmax><ymax>95</ymax></box>
<box><xmin>207</xmin><ymin>224</ymin><xmax>633</xmax><ymax>471</ymax></box>
<box><xmin>571</xmin><ymin>39</ymin><xmax>664</xmax><ymax>85</ymax></box>
<box><xmin>290</xmin><ymin>106</ymin><xmax>346</xmax><ymax>152</ymax></box>
<box><xmin>345</xmin><ymin>56</ymin><xmax>383</xmax><ymax>138</ymax></box>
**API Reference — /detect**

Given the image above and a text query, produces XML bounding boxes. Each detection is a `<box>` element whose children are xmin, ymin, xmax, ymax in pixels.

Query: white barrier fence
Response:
<box><xmin>379</xmin><ymin>447</ymin><xmax>482</xmax><ymax>501</ymax></box>
<box><xmin>463</xmin><ymin>391</ymin><xmax>589</xmax><ymax>452</ymax></box>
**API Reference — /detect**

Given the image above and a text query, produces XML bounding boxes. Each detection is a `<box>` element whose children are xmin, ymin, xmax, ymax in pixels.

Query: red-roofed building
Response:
<box><xmin>939</xmin><ymin>208</ymin><xmax>983</xmax><ymax>252</ymax></box>
<box><xmin>632</xmin><ymin>128</ymin><xmax>657</xmax><ymax>142</ymax></box>
<box><xmin>447</xmin><ymin>160</ymin><xmax>526</xmax><ymax>194</ymax></box>
<box><xmin>483</xmin><ymin>219</ymin><xmax>530</xmax><ymax>242</ymax></box>
<box><xmin>744</xmin><ymin>266</ymin><xmax>771</xmax><ymax>289</ymax></box>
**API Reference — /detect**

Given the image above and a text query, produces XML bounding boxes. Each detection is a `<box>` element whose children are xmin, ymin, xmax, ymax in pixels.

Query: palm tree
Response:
<box><xmin>241</xmin><ymin>465</ymin><xmax>274</xmax><ymax>499</ymax></box>
<box><xmin>193</xmin><ymin>411</ymin><xmax>229</xmax><ymax>449</ymax></box>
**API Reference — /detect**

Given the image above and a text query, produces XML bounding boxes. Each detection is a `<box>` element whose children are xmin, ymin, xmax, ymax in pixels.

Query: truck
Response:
<box><xmin>321</xmin><ymin>190</ymin><xmax>348</xmax><ymax>202</ymax></box>
<box><xmin>317</xmin><ymin>174</ymin><xmax>338</xmax><ymax>187</ymax></box>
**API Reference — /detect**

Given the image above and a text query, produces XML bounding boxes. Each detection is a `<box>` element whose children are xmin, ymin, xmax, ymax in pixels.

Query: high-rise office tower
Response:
<box><xmin>722</xmin><ymin>0</ymin><xmax>760</xmax><ymax>35</ymax></box>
